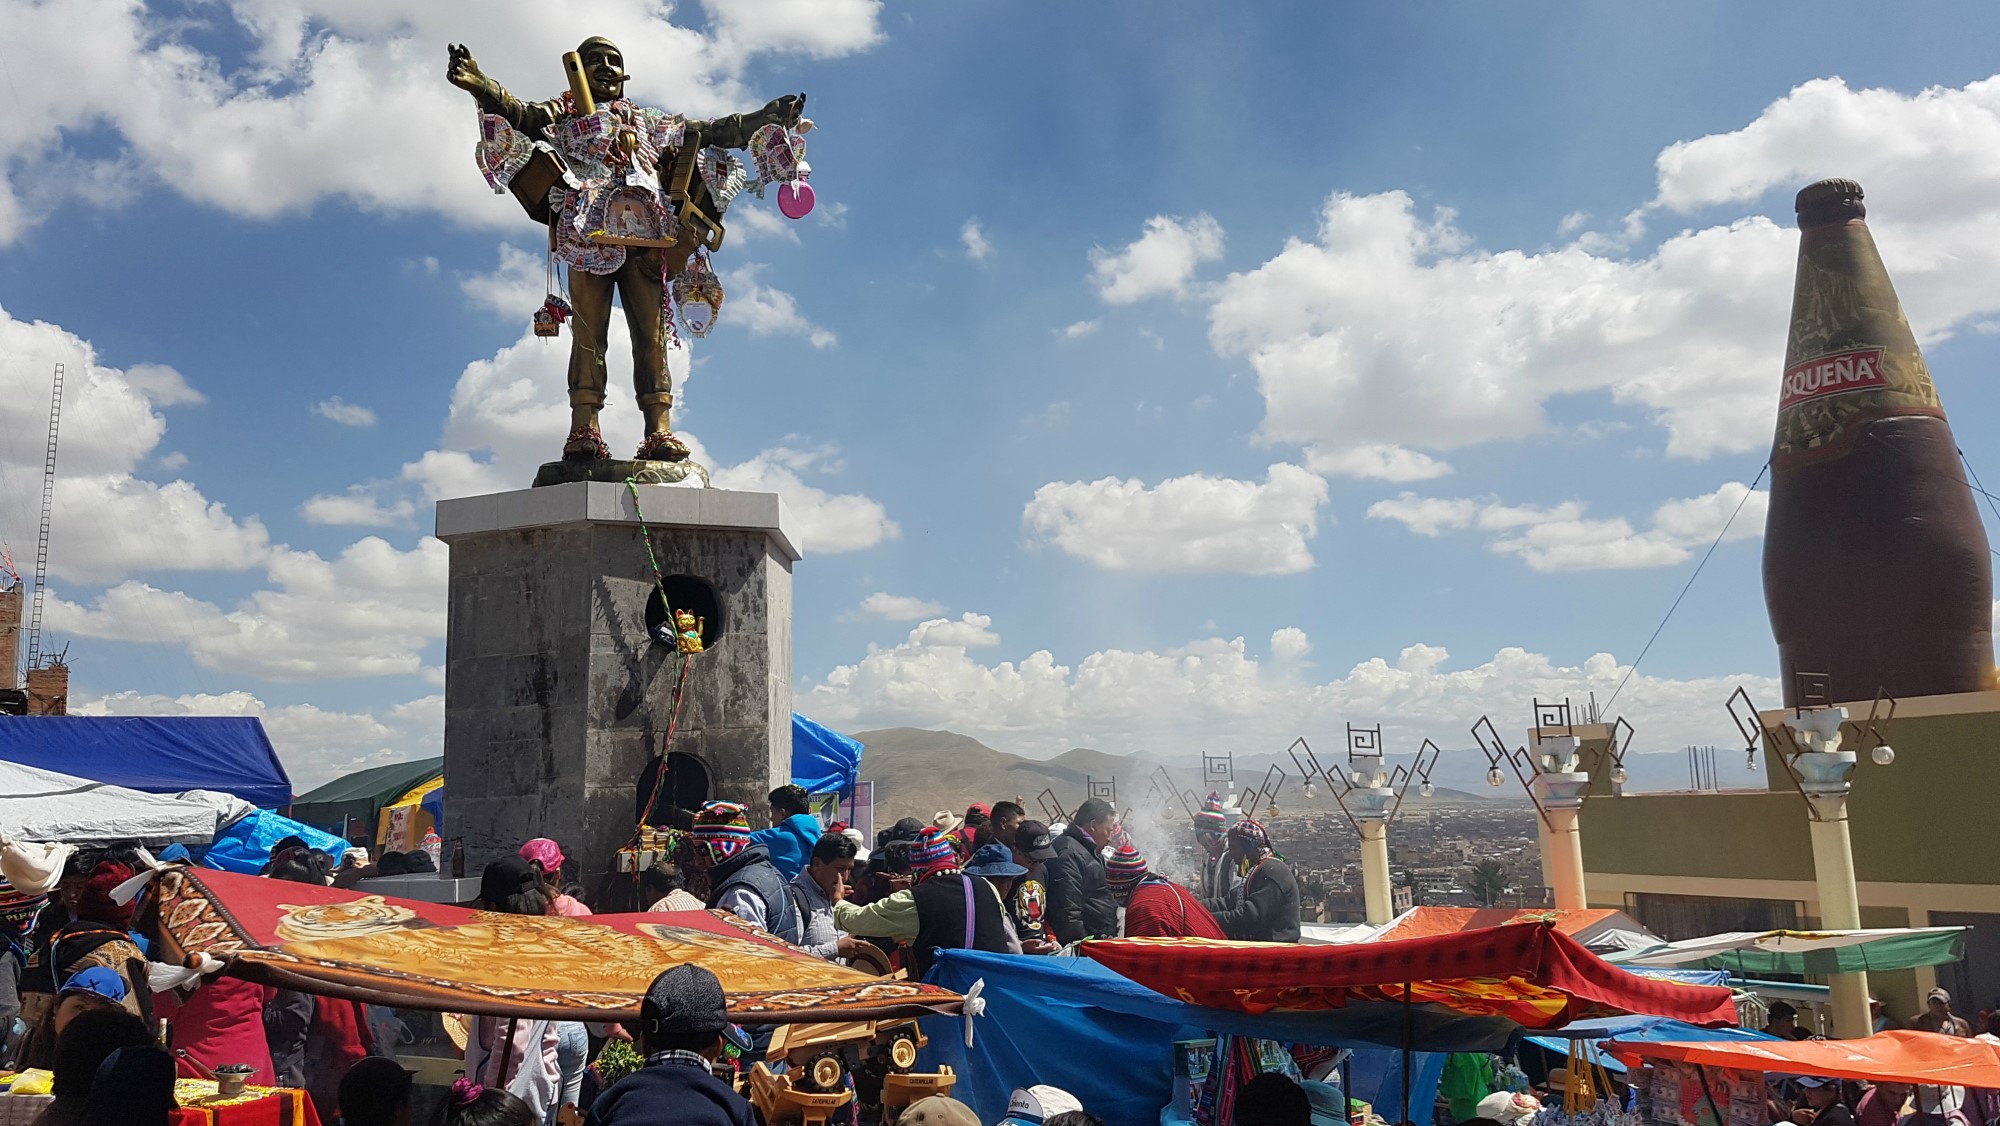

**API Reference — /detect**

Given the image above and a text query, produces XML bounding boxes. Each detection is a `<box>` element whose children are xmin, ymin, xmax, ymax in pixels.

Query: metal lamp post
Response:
<box><xmin>1471</xmin><ymin>699</ymin><xmax>1632</xmax><ymax>911</ymax></box>
<box><xmin>1291</xmin><ymin>728</ymin><xmax>1440</xmax><ymax>925</ymax></box>
<box><xmin>1728</xmin><ymin>674</ymin><xmax>1895</xmax><ymax>1039</ymax></box>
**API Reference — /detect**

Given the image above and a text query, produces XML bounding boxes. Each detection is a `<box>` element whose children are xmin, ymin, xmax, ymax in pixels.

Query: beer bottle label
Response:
<box><xmin>1774</xmin><ymin>232</ymin><xmax>1943</xmax><ymax>465</ymax></box>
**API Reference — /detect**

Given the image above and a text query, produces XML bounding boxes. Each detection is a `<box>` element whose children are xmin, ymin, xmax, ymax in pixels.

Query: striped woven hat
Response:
<box><xmin>691</xmin><ymin>801</ymin><xmax>753</xmax><ymax>864</ymax></box>
<box><xmin>1228</xmin><ymin>817</ymin><xmax>1273</xmax><ymax>854</ymax></box>
<box><xmin>910</xmin><ymin>827</ymin><xmax>959</xmax><ymax>876</ymax></box>
<box><xmin>0</xmin><ymin>875</ymin><xmax>45</xmax><ymax>933</ymax></box>
<box><xmin>1193</xmin><ymin>792</ymin><xmax>1227</xmax><ymax>831</ymax></box>
<box><xmin>1104</xmin><ymin>843</ymin><xmax>1148</xmax><ymax>889</ymax></box>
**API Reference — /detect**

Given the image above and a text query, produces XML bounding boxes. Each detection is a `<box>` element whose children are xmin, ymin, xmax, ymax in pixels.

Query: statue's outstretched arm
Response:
<box><xmin>447</xmin><ymin>43</ymin><xmax>561</xmax><ymax>136</ymax></box>
<box><xmin>692</xmin><ymin>93</ymin><xmax>805</xmax><ymax>149</ymax></box>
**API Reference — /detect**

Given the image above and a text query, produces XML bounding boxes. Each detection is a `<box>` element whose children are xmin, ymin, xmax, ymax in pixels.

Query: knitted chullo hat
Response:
<box><xmin>910</xmin><ymin>827</ymin><xmax>959</xmax><ymax>877</ymax></box>
<box><xmin>1193</xmin><ymin>792</ymin><xmax>1227</xmax><ymax>832</ymax></box>
<box><xmin>1104</xmin><ymin>843</ymin><xmax>1148</xmax><ymax>890</ymax></box>
<box><xmin>0</xmin><ymin>875</ymin><xmax>45</xmax><ymax>934</ymax></box>
<box><xmin>1228</xmin><ymin>818</ymin><xmax>1274</xmax><ymax>855</ymax></box>
<box><xmin>691</xmin><ymin>802</ymin><xmax>753</xmax><ymax>864</ymax></box>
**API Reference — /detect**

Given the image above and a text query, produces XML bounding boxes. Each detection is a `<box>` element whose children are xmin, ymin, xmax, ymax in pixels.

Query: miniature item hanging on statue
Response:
<box><xmin>750</xmin><ymin>121</ymin><xmax>815</xmax><ymax>219</ymax></box>
<box><xmin>673</xmin><ymin>608</ymin><xmax>705</xmax><ymax>654</ymax></box>
<box><xmin>674</xmin><ymin>252</ymin><xmax>725</xmax><ymax>337</ymax></box>
<box><xmin>533</xmin><ymin>294</ymin><xmax>573</xmax><ymax>338</ymax></box>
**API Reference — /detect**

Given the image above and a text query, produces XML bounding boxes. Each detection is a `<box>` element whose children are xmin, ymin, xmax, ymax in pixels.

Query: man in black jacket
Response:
<box><xmin>1206</xmin><ymin>818</ymin><xmax>1300</xmax><ymax>943</ymax></box>
<box><xmin>1044</xmin><ymin>800</ymin><xmax>1119</xmax><ymax>944</ymax></box>
<box><xmin>586</xmin><ymin>964</ymin><xmax>756</xmax><ymax>1126</ymax></box>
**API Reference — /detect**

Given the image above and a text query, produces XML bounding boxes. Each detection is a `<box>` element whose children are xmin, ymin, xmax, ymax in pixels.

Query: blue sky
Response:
<box><xmin>2</xmin><ymin>0</ymin><xmax>1999</xmax><ymax>789</ymax></box>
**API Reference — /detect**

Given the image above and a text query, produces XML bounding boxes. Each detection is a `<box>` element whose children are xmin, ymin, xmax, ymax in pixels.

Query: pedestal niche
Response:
<box><xmin>436</xmin><ymin>482</ymin><xmax>797</xmax><ymax>887</ymax></box>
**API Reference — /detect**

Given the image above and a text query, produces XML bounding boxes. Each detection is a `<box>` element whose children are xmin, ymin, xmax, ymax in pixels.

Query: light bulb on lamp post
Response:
<box><xmin>1871</xmin><ymin>744</ymin><xmax>1895</xmax><ymax>765</ymax></box>
<box><xmin>1486</xmin><ymin>766</ymin><xmax>1505</xmax><ymax>787</ymax></box>
<box><xmin>1303</xmin><ymin>778</ymin><xmax>1317</xmax><ymax>799</ymax></box>
<box><xmin>1610</xmin><ymin>765</ymin><xmax>1628</xmax><ymax>786</ymax></box>
<box><xmin>1419</xmin><ymin>780</ymin><xmax>1434</xmax><ymax>798</ymax></box>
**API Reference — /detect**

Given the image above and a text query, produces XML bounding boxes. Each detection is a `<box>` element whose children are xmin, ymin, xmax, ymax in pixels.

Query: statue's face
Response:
<box><xmin>580</xmin><ymin>42</ymin><xmax>627</xmax><ymax>101</ymax></box>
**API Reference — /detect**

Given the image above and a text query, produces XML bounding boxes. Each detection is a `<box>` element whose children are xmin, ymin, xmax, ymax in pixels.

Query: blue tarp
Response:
<box><xmin>791</xmin><ymin>714</ymin><xmax>862</xmax><ymax>796</ymax></box>
<box><xmin>1625</xmin><ymin>968</ymin><xmax>1732</xmax><ymax>987</ymax></box>
<box><xmin>0</xmin><ymin>717</ymin><xmax>291</xmax><ymax>807</ymax></box>
<box><xmin>1525</xmin><ymin>1017</ymin><xmax>1778</xmax><ymax>1074</ymax></box>
<box><xmin>919</xmin><ymin>950</ymin><xmax>1516</xmax><ymax>1126</ymax></box>
<box><xmin>202</xmin><ymin>809</ymin><xmax>349</xmax><ymax>874</ymax></box>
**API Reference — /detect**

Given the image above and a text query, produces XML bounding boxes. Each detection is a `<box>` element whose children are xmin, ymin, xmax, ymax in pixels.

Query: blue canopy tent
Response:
<box><xmin>920</xmin><ymin>949</ymin><xmax>1517</xmax><ymax>1126</ymax></box>
<box><xmin>1524</xmin><ymin>1016</ymin><xmax>1778</xmax><ymax>1074</ymax></box>
<box><xmin>0</xmin><ymin>716</ymin><xmax>290</xmax><ymax>807</ymax></box>
<box><xmin>792</xmin><ymin>713</ymin><xmax>862</xmax><ymax>795</ymax></box>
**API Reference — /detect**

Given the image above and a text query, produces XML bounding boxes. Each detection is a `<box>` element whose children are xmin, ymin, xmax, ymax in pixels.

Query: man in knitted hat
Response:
<box><xmin>833</xmin><ymin>828</ymin><xmax>1009</xmax><ymax>977</ymax></box>
<box><xmin>1193</xmin><ymin>792</ymin><xmax>1239</xmax><ymax>906</ymax></box>
<box><xmin>1205</xmin><ymin>819</ymin><xmax>1300</xmax><ymax>943</ymax></box>
<box><xmin>1105</xmin><ymin>844</ymin><xmax>1226</xmax><ymax>940</ymax></box>
<box><xmin>691</xmin><ymin>802</ymin><xmax>801</xmax><ymax>945</ymax></box>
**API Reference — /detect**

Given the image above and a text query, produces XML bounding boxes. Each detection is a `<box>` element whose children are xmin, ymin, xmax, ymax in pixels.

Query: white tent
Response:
<box><xmin>0</xmin><ymin>760</ymin><xmax>237</xmax><ymax>845</ymax></box>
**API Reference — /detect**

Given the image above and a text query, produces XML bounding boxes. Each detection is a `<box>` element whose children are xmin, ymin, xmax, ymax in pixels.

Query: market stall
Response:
<box><xmin>1603</xmin><ymin>927</ymin><xmax>1968</xmax><ymax>976</ymax></box>
<box><xmin>1082</xmin><ymin>922</ymin><xmax>1741</xmax><ymax>1028</ymax></box>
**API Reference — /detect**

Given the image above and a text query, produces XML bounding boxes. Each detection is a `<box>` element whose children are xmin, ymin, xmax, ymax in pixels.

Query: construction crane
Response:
<box><xmin>25</xmin><ymin>362</ymin><xmax>63</xmax><ymax>672</ymax></box>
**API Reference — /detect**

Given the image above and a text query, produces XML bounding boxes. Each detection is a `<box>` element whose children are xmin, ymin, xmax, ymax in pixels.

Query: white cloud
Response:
<box><xmin>711</xmin><ymin>446</ymin><xmax>899</xmax><ymax>554</ymax></box>
<box><xmin>1091</xmin><ymin>213</ymin><xmax>1225</xmax><ymax>304</ymax></box>
<box><xmin>856</xmin><ymin>592</ymin><xmax>947</xmax><ymax>621</ymax></box>
<box><xmin>1023</xmin><ymin>464</ymin><xmax>1328</xmax><ymax>575</ymax></box>
<box><xmin>0</xmin><ymin>0</ymin><xmax>887</xmax><ymax>242</ymax></box>
<box><xmin>314</xmin><ymin>397</ymin><xmax>378</xmax><ymax>427</ymax></box>
<box><xmin>458</xmin><ymin>243</ymin><xmax>546</xmax><ymax>318</ymax></box>
<box><xmin>961</xmin><ymin>218</ymin><xmax>992</xmax><ymax>261</ymax></box>
<box><xmin>48</xmin><ymin>537</ymin><xmax>448</xmax><ymax>682</ymax></box>
<box><xmin>1058</xmin><ymin>320</ymin><xmax>1100</xmax><ymax>340</ymax></box>
<box><xmin>907</xmin><ymin>613</ymin><xmax>1000</xmax><ymax>649</ymax></box>
<box><xmin>75</xmin><ymin>688</ymin><xmax>443</xmax><ymax>792</ymax></box>
<box><xmin>300</xmin><ymin>489</ymin><xmax>417</xmax><ymax>528</ymax></box>
<box><xmin>1209</xmin><ymin>73</ymin><xmax>2000</xmax><ymax>474</ymax></box>
<box><xmin>1305</xmin><ymin>444</ymin><xmax>1453</xmax><ymax>482</ymax></box>
<box><xmin>1368</xmin><ymin>481</ymin><xmax>1768</xmax><ymax>572</ymax></box>
<box><xmin>727</xmin><ymin>202</ymin><xmax>802</xmax><ymax>245</ymax></box>
<box><xmin>720</xmin><ymin>265</ymin><xmax>837</xmax><ymax>348</ymax></box>
<box><xmin>1270</xmin><ymin>627</ymin><xmax>1312</xmax><ymax>662</ymax></box>
<box><xmin>803</xmin><ymin>615</ymin><xmax>1775</xmax><ymax>762</ymax></box>
<box><xmin>0</xmin><ymin>306</ymin><xmax>271</xmax><ymax>585</ymax></box>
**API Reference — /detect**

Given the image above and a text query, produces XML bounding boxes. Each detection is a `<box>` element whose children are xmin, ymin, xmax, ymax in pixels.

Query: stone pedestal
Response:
<box><xmin>435</xmin><ymin>482</ymin><xmax>798</xmax><ymax>887</ymax></box>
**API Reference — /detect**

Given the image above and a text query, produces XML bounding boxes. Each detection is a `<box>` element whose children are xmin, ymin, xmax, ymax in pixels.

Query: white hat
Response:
<box><xmin>999</xmin><ymin>1085</ymin><xmax>1084</xmax><ymax>1125</ymax></box>
<box><xmin>841</xmin><ymin>827</ymin><xmax>870</xmax><ymax>861</ymax></box>
<box><xmin>932</xmin><ymin>810</ymin><xmax>963</xmax><ymax>834</ymax></box>
<box><xmin>0</xmin><ymin>834</ymin><xmax>74</xmax><ymax>896</ymax></box>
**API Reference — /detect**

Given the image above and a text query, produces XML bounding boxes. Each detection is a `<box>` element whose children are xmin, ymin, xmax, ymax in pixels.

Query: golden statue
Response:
<box><xmin>446</xmin><ymin>38</ymin><xmax>804</xmax><ymax>469</ymax></box>
<box><xmin>673</xmin><ymin>608</ymin><xmax>705</xmax><ymax>654</ymax></box>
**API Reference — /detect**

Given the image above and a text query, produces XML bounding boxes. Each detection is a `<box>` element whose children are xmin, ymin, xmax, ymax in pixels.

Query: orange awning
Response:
<box><xmin>1608</xmin><ymin>1030</ymin><xmax>2000</xmax><ymax>1087</ymax></box>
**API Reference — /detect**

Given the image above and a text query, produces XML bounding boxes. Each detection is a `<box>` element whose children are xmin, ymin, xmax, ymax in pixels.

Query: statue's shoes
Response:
<box><xmin>635</xmin><ymin>431</ymin><xmax>690</xmax><ymax>462</ymax></box>
<box><xmin>563</xmin><ymin>425</ymin><xmax>611</xmax><ymax>462</ymax></box>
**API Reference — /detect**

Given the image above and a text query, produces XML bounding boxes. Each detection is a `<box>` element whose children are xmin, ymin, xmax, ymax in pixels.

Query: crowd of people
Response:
<box><xmin>0</xmin><ymin>783</ymin><xmax>1303</xmax><ymax>1126</ymax></box>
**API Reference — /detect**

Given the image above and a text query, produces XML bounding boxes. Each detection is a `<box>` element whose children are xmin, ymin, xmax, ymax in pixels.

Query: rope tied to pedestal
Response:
<box><xmin>626</xmin><ymin>476</ymin><xmax>699</xmax><ymax>842</ymax></box>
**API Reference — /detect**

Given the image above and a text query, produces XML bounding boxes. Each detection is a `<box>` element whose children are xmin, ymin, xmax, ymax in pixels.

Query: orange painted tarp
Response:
<box><xmin>1607</xmin><ymin>1030</ymin><xmax>2000</xmax><ymax>1087</ymax></box>
<box><xmin>1082</xmin><ymin>922</ymin><xmax>1736</xmax><ymax>1030</ymax></box>
<box><xmin>1372</xmin><ymin>908</ymin><xmax>1632</xmax><ymax>942</ymax></box>
<box><xmin>153</xmin><ymin>868</ymin><xmax>961</xmax><ymax>1024</ymax></box>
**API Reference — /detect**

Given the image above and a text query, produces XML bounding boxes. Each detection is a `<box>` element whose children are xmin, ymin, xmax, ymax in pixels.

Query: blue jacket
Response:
<box><xmin>748</xmin><ymin>813</ymin><xmax>822</xmax><ymax>880</ymax></box>
<box><xmin>585</xmin><ymin>1059</ymin><xmax>756</xmax><ymax>1126</ymax></box>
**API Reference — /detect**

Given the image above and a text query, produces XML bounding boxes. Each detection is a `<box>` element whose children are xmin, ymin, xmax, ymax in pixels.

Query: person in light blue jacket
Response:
<box><xmin>748</xmin><ymin>784</ymin><xmax>821</xmax><ymax>880</ymax></box>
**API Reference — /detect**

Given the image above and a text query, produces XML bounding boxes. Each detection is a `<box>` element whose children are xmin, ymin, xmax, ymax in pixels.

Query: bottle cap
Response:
<box><xmin>1796</xmin><ymin>178</ymin><xmax>1866</xmax><ymax>226</ymax></box>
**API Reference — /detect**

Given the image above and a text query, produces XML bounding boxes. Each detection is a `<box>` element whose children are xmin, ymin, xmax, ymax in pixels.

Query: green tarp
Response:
<box><xmin>287</xmin><ymin>757</ymin><xmax>443</xmax><ymax>839</ymax></box>
<box><xmin>1605</xmin><ymin>927</ymin><xmax>1966</xmax><ymax>976</ymax></box>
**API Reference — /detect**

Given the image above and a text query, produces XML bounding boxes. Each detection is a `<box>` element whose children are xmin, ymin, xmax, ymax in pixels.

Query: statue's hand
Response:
<box><xmin>758</xmin><ymin>93</ymin><xmax>806</xmax><ymax>129</ymax></box>
<box><xmin>446</xmin><ymin>43</ymin><xmax>489</xmax><ymax>95</ymax></box>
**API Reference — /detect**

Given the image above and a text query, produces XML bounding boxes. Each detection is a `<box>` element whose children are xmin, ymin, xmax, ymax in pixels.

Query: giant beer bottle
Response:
<box><xmin>1764</xmin><ymin>179</ymin><xmax>1994</xmax><ymax>705</ymax></box>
